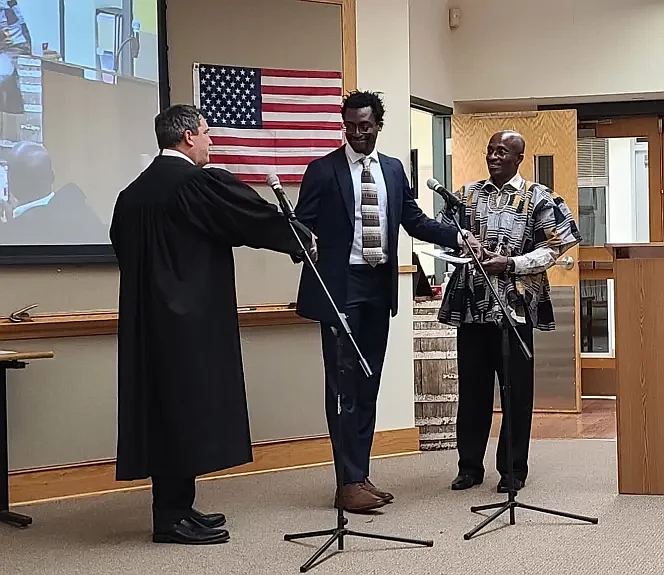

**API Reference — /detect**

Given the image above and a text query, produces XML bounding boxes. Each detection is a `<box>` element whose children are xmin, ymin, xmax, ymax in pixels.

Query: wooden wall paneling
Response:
<box><xmin>581</xmin><ymin>367</ymin><xmax>615</xmax><ymax>396</ymax></box>
<box><xmin>614</xmin><ymin>255</ymin><xmax>664</xmax><ymax>494</ymax></box>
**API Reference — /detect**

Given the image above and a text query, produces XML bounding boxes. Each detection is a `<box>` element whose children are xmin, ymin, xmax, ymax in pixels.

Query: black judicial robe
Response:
<box><xmin>110</xmin><ymin>155</ymin><xmax>311</xmax><ymax>481</ymax></box>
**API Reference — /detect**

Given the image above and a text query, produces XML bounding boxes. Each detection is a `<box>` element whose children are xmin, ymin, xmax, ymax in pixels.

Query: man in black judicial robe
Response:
<box><xmin>110</xmin><ymin>104</ymin><xmax>312</xmax><ymax>545</ymax></box>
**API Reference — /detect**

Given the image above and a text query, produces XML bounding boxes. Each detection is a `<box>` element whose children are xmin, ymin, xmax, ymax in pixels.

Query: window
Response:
<box><xmin>580</xmin><ymin>279</ymin><xmax>614</xmax><ymax>355</ymax></box>
<box><xmin>579</xmin><ymin>186</ymin><xmax>607</xmax><ymax>246</ymax></box>
<box><xmin>577</xmin><ymin>137</ymin><xmax>650</xmax><ymax>245</ymax></box>
<box><xmin>534</xmin><ymin>155</ymin><xmax>554</xmax><ymax>190</ymax></box>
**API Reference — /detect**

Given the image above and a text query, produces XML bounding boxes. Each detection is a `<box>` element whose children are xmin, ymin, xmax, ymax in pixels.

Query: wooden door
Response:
<box><xmin>451</xmin><ymin>110</ymin><xmax>581</xmax><ymax>412</ymax></box>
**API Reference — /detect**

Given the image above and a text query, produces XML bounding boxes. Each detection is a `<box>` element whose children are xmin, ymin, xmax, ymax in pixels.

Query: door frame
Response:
<box><xmin>577</xmin><ymin>116</ymin><xmax>663</xmax><ymax>374</ymax></box>
<box><xmin>580</xmin><ymin>116</ymin><xmax>663</xmax><ymax>258</ymax></box>
<box><xmin>410</xmin><ymin>97</ymin><xmax>454</xmax><ymax>284</ymax></box>
<box><xmin>450</xmin><ymin>110</ymin><xmax>582</xmax><ymax>413</ymax></box>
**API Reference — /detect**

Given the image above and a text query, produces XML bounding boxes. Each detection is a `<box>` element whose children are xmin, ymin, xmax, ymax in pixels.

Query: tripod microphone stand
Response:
<box><xmin>440</xmin><ymin>198</ymin><xmax>598</xmax><ymax>541</ymax></box>
<box><xmin>267</xmin><ymin>175</ymin><xmax>434</xmax><ymax>573</ymax></box>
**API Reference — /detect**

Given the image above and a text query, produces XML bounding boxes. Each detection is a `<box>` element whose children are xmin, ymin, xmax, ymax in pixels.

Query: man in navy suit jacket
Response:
<box><xmin>295</xmin><ymin>91</ymin><xmax>481</xmax><ymax>512</ymax></box>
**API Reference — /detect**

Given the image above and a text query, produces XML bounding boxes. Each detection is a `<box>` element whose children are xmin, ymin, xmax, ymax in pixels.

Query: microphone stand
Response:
<box><xmin>441</xmin><ymin>199</ymin><xmax>598</xmax><ymax>541</ymax></box>
<box><xmin>271</xmin><ymin>185</ymin><xmax>434</xmax><ymax>573</ymax></box>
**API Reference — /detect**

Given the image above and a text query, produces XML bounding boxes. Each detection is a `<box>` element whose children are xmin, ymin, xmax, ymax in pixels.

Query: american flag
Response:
<box><xmin>193</xmin><ymin>63</ymin><xmax>344</xmax><ymax>184</ymax></box>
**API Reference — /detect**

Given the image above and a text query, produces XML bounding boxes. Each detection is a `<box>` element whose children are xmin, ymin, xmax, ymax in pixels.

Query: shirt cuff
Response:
<box><xmin>457</xmin><ymin>231</ymin><xmax>464</xmax><ymax>246</ymax></box>
<box><xmin>511</xmin><ymin>247</ymin><xmax>560</xmax><ymax>275</ymax></box>
<box><xmin>511</xmin><ymin>255</ymin><xmax>527</xmax><ymax>274</ymax></box>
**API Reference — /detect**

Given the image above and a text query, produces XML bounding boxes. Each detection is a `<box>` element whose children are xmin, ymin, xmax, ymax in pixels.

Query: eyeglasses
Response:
<box><xmin>342</xmin><ymin>123</ymin><xmax>375</xmax><ymax>135</ymax></box>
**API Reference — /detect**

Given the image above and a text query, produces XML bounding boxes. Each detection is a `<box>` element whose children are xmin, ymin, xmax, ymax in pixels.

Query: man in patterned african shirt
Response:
<box><xmin>438</xmin><ymin>131</ymin><xmax>581</xmax><ymax>493</ymax></box>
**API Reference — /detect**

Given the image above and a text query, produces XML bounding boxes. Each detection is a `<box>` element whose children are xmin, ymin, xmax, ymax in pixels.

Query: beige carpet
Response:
<box><xmin>1</xmin><ymin>439</ymin><xmax>663</xmax><ymax>575</ymax></box>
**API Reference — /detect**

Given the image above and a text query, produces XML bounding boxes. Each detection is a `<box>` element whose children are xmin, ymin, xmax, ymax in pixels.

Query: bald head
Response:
<box><xmin>494</xmin><ymin>131</ymin><xmax>525</xmax><ymax>153</ymax></box>
<box><xmin>486</xmin><ymin>131</ymin><xmax>525</xmax><ymax>187</ymax></box>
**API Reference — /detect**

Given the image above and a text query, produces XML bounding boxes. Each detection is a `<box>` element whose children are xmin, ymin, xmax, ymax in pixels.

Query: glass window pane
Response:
<box><xmin>579</xmin><ymin>186</ymin><xmax>607</xmax><ymax>246</ymax></box>
<box><xmin>607</xmin><ymin>138</ymin><xmax>649</xmax><ymax>243</ymax></box>
<box><xmin>577</xmin><ymin>137</ymin><xmax>650</xmax><ymax>246</ymax></box>
<box><xmin>580</xmin><ymin>279</ymin><xmax>612</xmax><ymax>353</ymax></box>
<box><xmin>535</xmin><ymin>155</ymin><xmax>554</xmax><ymax>190</ymax></box>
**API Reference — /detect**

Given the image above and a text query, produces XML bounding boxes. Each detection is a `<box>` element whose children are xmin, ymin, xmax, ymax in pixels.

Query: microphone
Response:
<box><xmin>426</xmin><ymin>178</ymin><xmax>462</xmax><ymax>210</ymax></box>
<box><xmin>266</xmin><ymin>174</ymin><xmax>296</xmax><ymax>220</ymax></box>
<box><xmin>131</xmin><ymin>20</ymin><xmax>141</xmax><ymax>59</ymax></box>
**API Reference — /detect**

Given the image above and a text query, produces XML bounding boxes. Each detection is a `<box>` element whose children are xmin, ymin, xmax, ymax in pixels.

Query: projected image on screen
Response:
<box><xmin>0</xmin><ymin>0</ymin><xmax>160</xmax><ymax>246</ymax></box>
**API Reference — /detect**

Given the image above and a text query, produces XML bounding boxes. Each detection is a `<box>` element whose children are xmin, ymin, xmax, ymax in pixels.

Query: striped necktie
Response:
<box><xmin>360</xmin><ymin>156</ymin><xmax>383</xmax><ymax>267</ymax></box>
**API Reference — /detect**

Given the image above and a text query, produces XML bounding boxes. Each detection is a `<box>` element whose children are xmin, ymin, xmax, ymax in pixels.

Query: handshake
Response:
<box><xmin>289</xmin><ymin>226</ymin><xmax>318</xmax><ymax>265</ymax></box>
<box><xmin>458</xmin><ymin>231</ymin><xmax>513</xmax><ymax>276</ymax></box>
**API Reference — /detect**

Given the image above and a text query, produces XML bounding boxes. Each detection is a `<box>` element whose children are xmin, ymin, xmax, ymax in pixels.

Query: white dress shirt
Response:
<box><xmin>13</xmin><ymin>192</ymin><xmax>54</xmax><ymax>218</ymax></box>
<box><xmin>345</xmin><ymin>143</ymin><xmax>389</xmax><ymax>265</ymax></box>
<box><xmin>161</xmin><ymin>148</ymin><xmax>195</xmax><ymax>165</ymax></box>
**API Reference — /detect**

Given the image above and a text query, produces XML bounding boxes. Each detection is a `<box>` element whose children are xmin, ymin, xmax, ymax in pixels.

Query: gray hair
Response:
<box><xmin>154</xmin><ymin>104</ymin><xmax>202</xmax><ymax>149</ymax></box>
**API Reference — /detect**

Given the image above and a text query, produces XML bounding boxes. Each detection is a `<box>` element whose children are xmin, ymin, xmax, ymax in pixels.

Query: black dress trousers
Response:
<box><xmin>320</xmin><ymin>264</ymin><xmax>392</xmax><ymax>485</ymax></box>
<box><xmin>455</xmin><ymin>319</ymin><xmax>535</xmax><ymax>482</ymax></box>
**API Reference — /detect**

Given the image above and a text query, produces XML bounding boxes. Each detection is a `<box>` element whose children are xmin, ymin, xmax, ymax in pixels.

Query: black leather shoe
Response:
<box><xmin>153</xmin><ymin>518</ymin><xmax>230</xmax><ymax>545</ymax></box>
<box><xmin>190</xmin><ymin>508</ymin><xmax>226</xmax><ymax>529</ymax></box>
<box><xmin>451</xmin><ymin>474</ymin><xmax>483</xmax><ymax>490</ymax></box>
<box><xmin>497</xmin><ymin>476</ymin><xmax>525</xmax><ymax>493</ymax></box>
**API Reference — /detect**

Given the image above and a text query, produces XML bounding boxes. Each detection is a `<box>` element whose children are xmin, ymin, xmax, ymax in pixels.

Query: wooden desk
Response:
<box><xmin>0</xmin><ymin>351</ymin><xmax>54</xmax><ymax>528</ymax></box>
<box><xmin>609</xmin><ymin>243</ymin><xmax>664</xmax><ymax>494</ymax></box>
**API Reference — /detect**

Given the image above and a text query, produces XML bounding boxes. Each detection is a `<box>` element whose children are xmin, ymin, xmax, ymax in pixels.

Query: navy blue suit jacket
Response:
<box><xmin>295</xmin><ymin>146</ymin><xmax>458</xmax><ymax>324</ymax></box>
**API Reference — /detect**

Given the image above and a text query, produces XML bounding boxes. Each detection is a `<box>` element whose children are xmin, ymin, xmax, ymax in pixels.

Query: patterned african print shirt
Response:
<box><xmin>436</xmin><ymin>174</ymin><xmax>581</xmax><ymax>331</ymax></box>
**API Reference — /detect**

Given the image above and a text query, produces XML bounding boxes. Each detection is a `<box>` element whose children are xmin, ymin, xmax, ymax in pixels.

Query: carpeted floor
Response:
<box><xmin>2</xmin><ymin>439</ymin><xmax>663</xmax><ymax>575</ymax></box>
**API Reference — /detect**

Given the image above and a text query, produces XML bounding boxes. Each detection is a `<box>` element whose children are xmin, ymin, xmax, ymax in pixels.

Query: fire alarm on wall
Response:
<box><xmin>449</xmin><ymin>7</ymin><xmax>461</xmax><ymax>29</ymax></box>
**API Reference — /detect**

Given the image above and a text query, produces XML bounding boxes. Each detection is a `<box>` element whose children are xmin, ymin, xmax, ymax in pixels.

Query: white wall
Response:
<box><xmin>357</xmin><ymin>0</ymin><xmax>416</xmax><ymax>432</ymax></box>
<box><xmin>5</xmin><ymin>0</ymin><xmax>417</xmax><ymax>473</ymax></box>
<box><xmin>409</xmin><ymin>0</ymin><xmax>454</xmax><ymax>107</ymax></box>
<box><xmin>606</xmin><ymin>138</ymin><xmax>650</xmax><ymax>244</ymax></box>
<box><xmin>607</xmin><ymin>139</ymin><xmax>634</xmax><ymax>243</ymax></box>
<box><xmin>450</xmin><ymin>0</ymin><xmax>664</xmax><ymax>103</ymax></box>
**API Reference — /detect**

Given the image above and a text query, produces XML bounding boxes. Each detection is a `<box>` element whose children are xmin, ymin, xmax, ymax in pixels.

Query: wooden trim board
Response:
<box><xmin>580</xmin><ymin>247</ymin><xmax>613</xmax><ymax>263</ymax></box>
<box><xmin>581</xmin><ymin>356</ymin><xmax>615</xmax><ymax>369</ymax></box>
<box><xmin>0</xmin><ymin>267</ymin><xmax>416</xmax><ymax>341</ymax></box>
<box><xmin>0</xmin><ymin>312</ymin><xmax>120</xmax><ymax>341</ymax></box>
<box><xmin>9</xmin><ymin>427</ymin><xmax>419</xmax><ymax>506</ymax></box>
<box><xmin>580</xmin><ymin>268</ymin><xmax>613</xmax><ymax>281</ymax></box>
<box><xmin>300</xmin><ymin>0</ymin><xmax>357</xmax><ymax>93</ymax></box>
<box><xmin>0</xmin><ymin>307</ymin><xmax>311</xmax><ymax>341</ymax></box>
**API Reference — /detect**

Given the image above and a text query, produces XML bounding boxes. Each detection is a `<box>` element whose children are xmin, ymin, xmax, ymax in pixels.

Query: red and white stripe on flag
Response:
<box><xmin>193</xmin><ymin>63</ymin><xmax>344</xmax><ymax>184</ymax></box>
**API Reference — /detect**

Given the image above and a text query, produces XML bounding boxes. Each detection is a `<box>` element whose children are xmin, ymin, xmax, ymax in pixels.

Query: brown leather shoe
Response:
<box><xmin>364</xmin><ymin>479</ymin><xmax>394</xmax><ymax>503</ymax></box>
<box><xmin>334</xmin><ymin>482</ymin><xmax>387</xmax><ymax>512</ymax></box>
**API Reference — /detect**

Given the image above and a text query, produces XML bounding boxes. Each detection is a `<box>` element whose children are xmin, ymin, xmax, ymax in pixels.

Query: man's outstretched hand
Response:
<box><xmin>460</xmin><ymin>231</ymin><xmax>484</xmax><ymax>262</ymax></box>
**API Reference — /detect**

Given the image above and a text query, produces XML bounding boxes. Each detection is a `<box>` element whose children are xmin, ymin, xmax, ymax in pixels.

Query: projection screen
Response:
<box><xmin>0</xmin><ymin>0</ymin><xmax>167</xmax><ymax>264</ymax></box>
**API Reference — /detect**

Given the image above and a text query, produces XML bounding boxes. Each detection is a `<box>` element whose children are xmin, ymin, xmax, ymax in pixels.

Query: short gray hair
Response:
<box><xmin>154</xmin><ymin>105</ymin><xmax>202</xmax><ymax>149</ymax></box>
